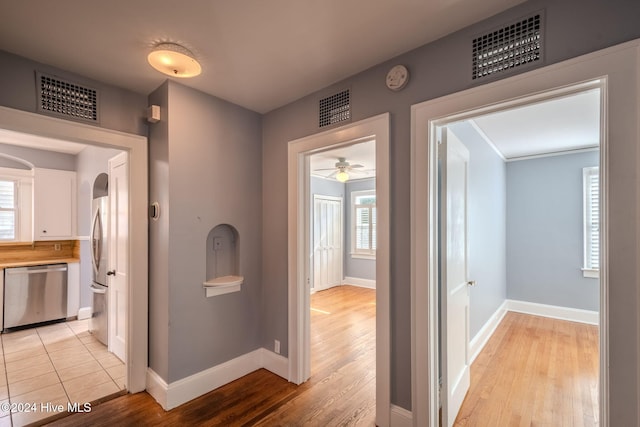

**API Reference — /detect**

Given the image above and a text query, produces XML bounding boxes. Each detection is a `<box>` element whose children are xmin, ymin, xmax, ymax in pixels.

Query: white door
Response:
<box><xmin>439</xmin><ymin>127</ymin><xmax>471</xmax><ymax>427</ymax></box>
<box><xmin>108</xmin><ymin>152</ymin><xmax>128</xmax><ymax>363</ymax></box>
<box><xmin>313</xmin><ymin>195</ymin><xmax>343</xmax><ymax>291</ymax></box>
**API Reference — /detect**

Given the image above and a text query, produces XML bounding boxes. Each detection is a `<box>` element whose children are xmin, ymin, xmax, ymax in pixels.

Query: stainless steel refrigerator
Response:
<box><xmin>89</xmin><ymin>192</ymin><xmax>109</xmax><ymax>345</ymax></box>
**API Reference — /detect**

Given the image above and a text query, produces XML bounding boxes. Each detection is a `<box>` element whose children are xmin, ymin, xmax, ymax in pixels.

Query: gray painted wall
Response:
<box><xmin>345</xmin><ymin>178</ymin><xmax>376</xmax><ymax>281</ymax></box>
<box><xmin>76</xmin><ymin>145</ymin><xmax>125</xmax><ymax>308</ymax></box>
<box><xmin>261</xmin><ymin>0</ymin><xmax>640</xmax><ymax>412</ymax></box>
<box><xmin>148</xmin><ymin>82</ymin><xmax>170</xmax><ymax>381</ymax></box>
<box><xmin>0</xmin><ymin>50</ymin><xmax>148</xmax><ymax>137</ymax></box>
<box><xmin>449</xmin><ymin>122</ymin><xmax>507</xmax><ymax>339</ymax></box>
<box><xmin>148</xmin><ymin>81</ymin><xmax>263</xmax><ymax>383</ymax></box>
<box><xmin>0</xmin><ymin>0</ymin><xmax>638</xmax><ymax>422</ymax></box>
<box><xmin>506</xmin><ymin>151</ymin><xmax>599</xmax><ymax>311</ymax></box>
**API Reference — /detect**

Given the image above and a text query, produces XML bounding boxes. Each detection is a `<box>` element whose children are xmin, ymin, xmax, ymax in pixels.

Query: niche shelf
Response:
<box><xmin>204</xmin><ymin>224</ymin><xmax>243</xmax><ymax>297</ymax></box>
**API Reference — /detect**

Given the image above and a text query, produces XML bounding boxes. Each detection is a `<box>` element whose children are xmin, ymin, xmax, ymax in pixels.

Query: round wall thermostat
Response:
<box><xmin>386</xmin><ymin>65</ymin><xmax>409</xmax><ymax>91</ymax></box>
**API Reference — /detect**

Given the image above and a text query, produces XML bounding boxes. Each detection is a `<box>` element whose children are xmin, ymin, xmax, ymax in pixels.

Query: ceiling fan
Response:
<box><xmin>314</xmin><ymin>157</ymin><xmax>368</xmax><ymax>182</ymax></box>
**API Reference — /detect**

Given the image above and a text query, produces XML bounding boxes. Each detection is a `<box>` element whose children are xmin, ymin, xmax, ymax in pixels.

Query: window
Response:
<box><xmin>583</xmin><ymin>167</ymin><xmax>599</xmax><ymax>278</ymax></box>
<box><xmin>0</xmin><ymin>179</ymin><xmax>17</xmax><ymax>240</ymax></box>
<box><xmin>0</xmin><ymin>167</ymin><xmax>33</xmax><ymax>242</ymax></box>
<box><xmin>352</xmin><ymin>190</ymin><xmax>376</xmax><ymax>258</ymax></box>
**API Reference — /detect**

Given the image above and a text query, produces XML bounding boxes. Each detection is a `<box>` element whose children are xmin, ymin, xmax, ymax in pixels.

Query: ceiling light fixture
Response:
<box><xmin>336</xmin><ymin>170</ymin><xmax>349</xmax><ymax>183</ymax></box>
<box><xmin>147</xmin><ymin>43</ymin><xmax>202</xmax><ymax>78</ymax></box>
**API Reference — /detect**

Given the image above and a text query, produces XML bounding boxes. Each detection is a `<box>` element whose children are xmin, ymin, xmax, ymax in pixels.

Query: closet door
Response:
<box><xmin>313</xmin><ymin>195</ymin><xmax>343</xmax><ymax>291</ymax></box>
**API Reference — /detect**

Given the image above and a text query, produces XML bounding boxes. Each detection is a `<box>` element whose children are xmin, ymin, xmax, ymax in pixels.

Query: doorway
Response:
<box><xmin>422</xmin><ymin>80</ymin><xmax>605</xmax><ymax>427</ymax></box>
<box><xmin>0</xmin><ymin>105</ymin><xmax>148</xmax><ymax>395</ymax></box>
<box><xmin>287</xmin><ymin>113</ymin><xmax>390</xmax><ymax>425</ymax></box>
<box><xmin>409</xmin><ymin>39</ymin><xmax>640</xmax><ymax>425</ymax></box>
<box><xmin>308</xmin><ymin>141</ymin><xmax>377</xmax><ymax>383</ymax></box>
<box><xmin>436</xmin><ymin>85</ymin><xmax>602</xmax><ymax>426</ymax></box>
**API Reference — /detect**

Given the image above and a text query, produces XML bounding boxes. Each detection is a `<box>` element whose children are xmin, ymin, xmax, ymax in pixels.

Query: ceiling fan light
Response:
<box><xmin>148</xmin><ymin>43</ymin><xmax>202</xmax><ymax>78</ymax></box>
<box><xmin>336</xmin><ymin>170</ymin><xmax>349</xmax><ymax>182</ymax></box>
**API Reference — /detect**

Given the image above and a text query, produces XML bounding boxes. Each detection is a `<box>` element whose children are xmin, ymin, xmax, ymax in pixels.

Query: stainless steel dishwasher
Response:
<box><xmin>4</xmin><ymin>263</ymin><xmax>68</xmax><ymax>331</ymax></box>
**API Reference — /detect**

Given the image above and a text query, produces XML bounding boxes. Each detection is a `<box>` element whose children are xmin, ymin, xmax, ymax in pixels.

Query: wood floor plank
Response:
<box><xmin>454</xmin><ymin>312</ymin><xmax>599</xmax><ymax>427</ymax></box>
<box><xmin>45</xmin><ymin>285</ymin><xmax>376</xmax><ymax>427</ymax></box>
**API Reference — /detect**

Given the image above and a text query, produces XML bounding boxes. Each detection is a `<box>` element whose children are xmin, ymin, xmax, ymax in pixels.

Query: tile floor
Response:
<box><xmin>0</xmin><ymin>319</ymin><xmax>125</xmax><ymax>426</ymax></box>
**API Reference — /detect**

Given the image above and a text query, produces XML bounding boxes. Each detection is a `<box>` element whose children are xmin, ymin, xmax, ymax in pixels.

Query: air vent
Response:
<box><xmin>37</xmin><ymin>72</ymin><xmax>99</xmax><ymax>123</ymax></box>
<box><xmin>319</xmin><ymin>89</ymin><xmax>350</xmax><ymax>128</ymax></box>
<box><xmin>472</xmin><ymin>13</ymin><xmax>543</xmax><ymax>81</ymax></box>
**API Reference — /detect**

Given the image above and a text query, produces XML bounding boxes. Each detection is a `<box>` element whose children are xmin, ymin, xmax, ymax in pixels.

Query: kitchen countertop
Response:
<box><xmin>0</xmin><ymin>258</ymin><xmax>79</xmax><ymax>269</ymax></box>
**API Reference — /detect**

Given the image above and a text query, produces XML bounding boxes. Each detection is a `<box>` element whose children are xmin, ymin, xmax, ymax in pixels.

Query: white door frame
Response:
<box><xmin>288</xmin><ymin>113</ymin><xmax>390</xmax><ymax>426</ymax></box>
<box><xmin>411</xmin><ymin>40</ymin><xmax>640</xmax><ymax>427</ymax></box>
<box><xmin>312</xmin><ymin>194</ymin><xmax>343</xmax><ymax>292</ymax></box>
<box><xmin>0</xmin><ymin>106</ymin><xmax>148</xmax><ymax>393</ymax></box>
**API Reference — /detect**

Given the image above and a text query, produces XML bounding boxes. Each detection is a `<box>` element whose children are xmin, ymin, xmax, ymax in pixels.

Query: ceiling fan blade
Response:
<box><xmin>314</xmin><ymin>167</ymin><xmax>339</xmax><ymax>171</ymax></box>
<box><xmin>349</xmin><ymin>164</ymin><xmax>365</xmax><ymax>169</ymax></box>
<box><xmin>349</xmin><ymin>169</ymin><xmax>372</xmax><ymax>175</ymax></box>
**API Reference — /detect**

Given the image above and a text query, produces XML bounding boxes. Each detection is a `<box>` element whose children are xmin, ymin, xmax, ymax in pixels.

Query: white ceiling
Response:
<box><xmin>468</xmin><ymin>88</ymin><xmax>601</xmax><ymax>160</ymax></box>
<box><xmin>0</xmin><ymin>0</ymin><xmax>525</xmax><ymax>114</ymax></box>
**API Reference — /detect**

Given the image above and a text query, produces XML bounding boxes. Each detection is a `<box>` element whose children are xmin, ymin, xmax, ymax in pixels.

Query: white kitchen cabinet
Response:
<box><xmin>34</xmin><ymin>168</ymin><xmax>77</xmax><ymax>240</ymax></box>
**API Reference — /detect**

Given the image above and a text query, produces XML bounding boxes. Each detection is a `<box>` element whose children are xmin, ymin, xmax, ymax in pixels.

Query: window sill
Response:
<box><xmin>582</xmin><ymin>268</ymin><xmax>599</xmax><ymax>279</ymax></box>
<box><xmin>351</xmin><ymin>252</ymin><xmax>376</xmax><ymax>260</ymax></box>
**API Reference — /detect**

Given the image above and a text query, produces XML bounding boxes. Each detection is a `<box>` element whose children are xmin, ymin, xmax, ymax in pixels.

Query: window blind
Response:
<box><xmin>0</xmin><ymin>180</ymin><xmax>17</xmax><ymax>240</ymax></box>
<box><xmin>355</xmin><ymin>204</ymin><xmax>376</xmax><ymax>252</ymax></box>
<box><xmin>584</xmin><ymin>167</ymin><xmax>599</xmax><ymax>270</ymax></box>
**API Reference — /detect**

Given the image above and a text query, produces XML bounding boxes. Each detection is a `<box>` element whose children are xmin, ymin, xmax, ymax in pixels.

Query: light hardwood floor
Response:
<box><xmin>454</xmin><ymin>312</ymin><xmax>599</xmax><ymax>427</ymax></box>
<box><xmin>45</xmin><ymin>285</ymin><xmax>376</xmax><ymax>427</ymax></box>
<box><xmin>45</xmin><ymin>295</ymin><xmax>598</xmax><ymax>427</ymax></box>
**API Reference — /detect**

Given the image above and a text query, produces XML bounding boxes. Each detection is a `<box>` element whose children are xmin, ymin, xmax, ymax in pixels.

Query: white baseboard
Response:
<box><xmin>469</xmin><ymin>301</ymin><xmax>507</xmax><ymax>363</ymax></box>
<box><xmin>506</xmin><ymin>299</ymin><xmax>599</xmax><ymax>325</ymax></box>
<box><xmin>147</xmin><ymin>348</ymin><xmax>290</xmax><ymax>411</ymax></box>
<box><xmin>390</xmin><ymin>404</ymin><xmax>413</xmax><ymax>427</ymax></box>
<box><xmin>146</xmin><ymin>368</ymin><xmax>169</xmax><ymax>410</ymax></box>
<box><xmin>77</xmin><ymin>306</ymin><xmax>92</xmax><ymax>320</ymax></box>
<box><xmin>260</xmin><ymin>348</ymin><xmax>289</xmax><ymax>380</ymax></box>
<box><xmin>343</xmin><ymin>276</ymin><xmax>376</xmax><ymax>289</ymax></box>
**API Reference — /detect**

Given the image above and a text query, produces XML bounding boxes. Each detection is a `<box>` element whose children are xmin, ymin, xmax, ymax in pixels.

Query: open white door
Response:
<box><xmin>313</xmin><ymin>195</ymin><xmax>343</xmax><ymax>291</ymax></box>
<box><xmin>108</xmin><ymin>152</ymin><xmax>128</xmax><ymax>363</ymax></box>
<box><xmin>439</xmin><ymin>127</ymin><xmax>471</xmax><ymax>427</ymax></box>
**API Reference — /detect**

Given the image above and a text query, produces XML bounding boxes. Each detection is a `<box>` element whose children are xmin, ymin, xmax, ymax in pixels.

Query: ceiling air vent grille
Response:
<box><xmin>472</xmin><ymin>13</ymin><xmax>543</xmax><ymax>81</ymax></box>
<box><xmin>319</xmin><ymin>89</ymin><xmax>350</xmax><ymax>128</ymax></box>
<box><xmin>37</xmin><ymin>72</ymin><xmax>99</xmax><ymax>123</ymax></box>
